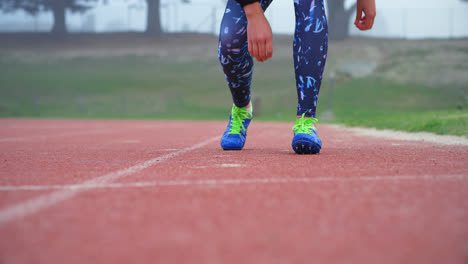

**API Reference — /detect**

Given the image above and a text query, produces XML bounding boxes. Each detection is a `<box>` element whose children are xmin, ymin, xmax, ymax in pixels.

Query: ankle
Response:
<box><xmin>242</xmin><ymin>102</ymin><xmax>252</xmax><ymax>113</ymax></box>
<box><xmin>296</xmin><ymin>115</ymin><xmax>316</xmax><ymax>119</ymax></box>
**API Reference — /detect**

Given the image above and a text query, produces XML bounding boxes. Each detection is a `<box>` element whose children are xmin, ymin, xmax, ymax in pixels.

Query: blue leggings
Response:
<box><xmin>218</xmin><ymin>0</ymin><xmax>328</xmax><ymax>117</ymax></box>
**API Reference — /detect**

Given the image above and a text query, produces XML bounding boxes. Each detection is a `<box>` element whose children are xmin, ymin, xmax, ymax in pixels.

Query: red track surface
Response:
<box><xmin>0</xmin><ymin>119</ymin><xmax>467</xmax><ymax>263</ymax></box>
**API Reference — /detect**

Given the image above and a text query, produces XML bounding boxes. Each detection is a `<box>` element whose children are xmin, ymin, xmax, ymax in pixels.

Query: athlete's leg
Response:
<box><xmin>291</xmin><ymin>0</ymin><xmax>328</xmax><ymax>154</ymax></box>
<box><xmin>218</xmin><ymin>0</ymin><xmax>273</xmax><ymax>108</ymax></box>
<box><xmin>293</xmin><ymin>0</ymin><xmax>328</xmax><ymax>117</ymax></box>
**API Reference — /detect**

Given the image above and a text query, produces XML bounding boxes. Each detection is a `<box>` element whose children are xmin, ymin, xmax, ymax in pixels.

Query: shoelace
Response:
<box><xmin>228</xmin><ymin>106</ymin><xmax>251</xmax><ymax>135</ymax></box>
<box><xmin>292</xmin><ymin>113</ymin><xmax>318</xmax><ymax>135</ymax></box>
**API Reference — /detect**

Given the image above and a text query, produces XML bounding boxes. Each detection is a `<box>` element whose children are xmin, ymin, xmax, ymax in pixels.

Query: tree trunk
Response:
<box><xmin>146</xmin><ymin>0</ymin><xmax>162</xmax><ymax>35</ymax></box>
<box><xmin>51</xmin><ymin>0</ymin><xmax>67</xmax><ymax>35</ymax></box>
<box><xmin>327</xmin><ymin>0</ymin><xmax>356</xmax><ymax>40</ymax></box>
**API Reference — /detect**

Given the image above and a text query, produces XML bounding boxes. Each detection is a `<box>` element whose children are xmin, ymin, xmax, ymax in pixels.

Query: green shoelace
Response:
<box><xmin>228</xmin><ymin>105</ymin><xmax>252</xmax><ymax>135</ymax></box>
<box><xmin>292</xmin><ymin>113</ymin><xmax>318</xmax><ymax>135</ymax></box>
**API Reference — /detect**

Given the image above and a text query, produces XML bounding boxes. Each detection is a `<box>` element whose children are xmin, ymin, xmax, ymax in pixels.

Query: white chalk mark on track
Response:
<box><xmin>0</xmin><ymin>175</ymin><xmax>466</xmax><ymax>192</ymax></box>
<box><xmin>0</xmin><ymin>136</ymin><xmax>219</xmax><ymax>227</ymax></box>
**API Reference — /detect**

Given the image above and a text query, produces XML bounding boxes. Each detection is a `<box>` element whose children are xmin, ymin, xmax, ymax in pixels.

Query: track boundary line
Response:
<box><xmin>331</xmin><ymin>124</ymin><xmax>468</xmax><ymax>145</ymax></box>
<box><xmin>0</xmin><ymin>136</ymin><xmax>219</xmax><ymax>227</ymax></box>
<box><xmin>0</xmin><ymin>174</ymin><xmax>466</xmax><ymax>192</ymax></box>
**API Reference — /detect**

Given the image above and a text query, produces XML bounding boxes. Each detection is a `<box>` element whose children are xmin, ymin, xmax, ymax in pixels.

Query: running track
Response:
<box><xmin>0</xmin><ymin>119</ymin><xmax>467</xmax><ymax>263</ymax></box>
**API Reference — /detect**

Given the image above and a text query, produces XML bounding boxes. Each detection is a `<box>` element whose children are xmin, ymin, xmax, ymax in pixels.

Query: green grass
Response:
<box><xmin>0</xmin><ymin>54</ymin><xmax>467</xmax><ymax>137</ymax></box>
<box><xmin>317</xmin><ymin>77</ymin><xmax>467</xmax><ymax>136</ymax></box>
<box><xmin>344</xmin><ymin>109</ymin><xmax>468</xmax><ymax>136</ymax></box>
<box><xmin>0</xmin><ymin>56</ymin><xmax>232</xmax><ymax>120</ymax></box>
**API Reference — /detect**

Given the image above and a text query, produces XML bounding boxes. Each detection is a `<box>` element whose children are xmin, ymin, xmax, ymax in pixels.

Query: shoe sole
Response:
<box><xmin>292</xmin><ymin>140</ymin><xmax>321</xmax><ymax>154</ymax></box>
<box><xmin>221</xmin><ymin>146</ymin><xmax>244</xmax><ymax>151</ymax></box>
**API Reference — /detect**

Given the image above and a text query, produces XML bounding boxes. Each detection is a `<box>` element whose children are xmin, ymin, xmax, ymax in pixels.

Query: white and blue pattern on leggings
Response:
<box><xmin>294</xmin><ymin>0</ymin><xmax>328</xmax><ymax>117</ymax></box>
<box><xmin>218</xmin><ymin>0</ymin><xmax>328</xmax><ymax>116</ymax></box>
<box><xmin>218</xmin><ymin>0</ymin><xmax>273</xmax><ymax>108</ymax></box>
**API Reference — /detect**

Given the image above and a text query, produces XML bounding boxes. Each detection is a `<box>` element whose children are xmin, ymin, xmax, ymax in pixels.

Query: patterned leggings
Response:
<box><xmin>218</xmin><ymin>0</ymin><xmax>328</xmax><ymax>117</ymax></box>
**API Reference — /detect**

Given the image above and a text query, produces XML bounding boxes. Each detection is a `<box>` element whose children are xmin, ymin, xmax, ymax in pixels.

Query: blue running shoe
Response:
<box><xmin>220</xmin><ymin>105</ymin><xmax>253</xmax><ymax>150</ymax></box>
<box><xmin>292</xmin><ymin>113</ymin><xmax>322</xmax><ymax>154</ymax></box>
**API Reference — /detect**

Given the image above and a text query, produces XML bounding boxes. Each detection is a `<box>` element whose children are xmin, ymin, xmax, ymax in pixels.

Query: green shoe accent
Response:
<box><xmin>292</xmin><ymin>113</ymin><xmax>318</xmax><ymax>135</ymax></box>
<box><xmin>228</xmin><ymin>105</ymin><xmax>253</xmax><ymax>135</ymax></box>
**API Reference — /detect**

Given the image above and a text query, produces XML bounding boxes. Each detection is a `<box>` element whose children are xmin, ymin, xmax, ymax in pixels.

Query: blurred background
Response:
<box><xmin>0</xmin><ymin>0</ymin><xmax>467</xmax><ymax>136</ymax></box>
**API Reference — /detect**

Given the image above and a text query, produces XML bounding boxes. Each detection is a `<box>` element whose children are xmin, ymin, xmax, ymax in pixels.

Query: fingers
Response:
<box><xmin>249</xmin><ymin>39</ymin><xmax>259</xmax><ymax>61</ymax></box>
<box><xmin>266</xmin><ymin>37</ymin><xmax>273</xmax><ymax>59</ymax></box>
<box><xmin>354</xmin><ymin>17</ymin><xmax>368</xmax><ymax>30</ymax></box>
<box><xmin>248</xmin><ymin>38</ymin><xmax>264</xmax><ymax>62</ymax></box>
<box><xmin>260</xmin><ymin>34</ymin><xmax>273</xmax><ymax>61</ymax></box>
<box><xmin>249</xmin><ymin>38</ymin><xmax>271</xmax><ymax>62</ymax></box>
<box><xmin>354</xmin><ymin>8</ymin><xmax>376</xmax><ymax>30</ymax></box>
<box><xmin>355</xmin><ymin>6</ymin><xmax>363</xmax><ymax>23</ymax></box>
<box><xmin>257</xmin><ymin>39</ymin><xmax>266</xmax><ymax>62</ymax></box>
<box><xmin>245</xmin><ymin>14</ymin><xmax>273</xmax><ymax>62</ymax></box>
<box><xmin>354</xmin><ymin>0</ymin><xmax>376</xmax><ymax>30</ymax></box>
<box><xmin>254</xmin><ymin>35</ymin><xmax>273</xmax><ymax>62</ymax></box>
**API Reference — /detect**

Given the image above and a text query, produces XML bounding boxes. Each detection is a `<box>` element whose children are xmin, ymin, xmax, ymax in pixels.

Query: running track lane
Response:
<box><xmin>0</xmin><ymin>119</ymin><xmax>467</xmax><ymax>264</ymax></box>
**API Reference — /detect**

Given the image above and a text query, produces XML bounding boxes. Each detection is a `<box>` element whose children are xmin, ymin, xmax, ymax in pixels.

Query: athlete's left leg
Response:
<box><xmin>291</xmin><ymin>0</ymin><xmax>328</xmax><ymax>154</ymax></box>
<box><xmin>293</xmin><ymin>0</ymin><xmax>328</xmax><ymax>117</ymax></box>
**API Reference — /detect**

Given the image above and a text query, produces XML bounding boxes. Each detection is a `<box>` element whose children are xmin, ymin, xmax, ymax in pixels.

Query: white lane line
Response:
<box><xmin>217</xmin><ymin>164</ymin><xmax>245</xmax><ymax>168</ymax></box>
<box><xmin>330</xmin><ymin>124</ymin><xmax>468</xmax><ymax>146</ymax></box>
<box><xmin>1</xmin><ymin>174</ymin><xmax>466</xmax><ymax>192</ymax></box>
<box><xmin>0</xmin><ymin>136</ymin><xmax>219</xmax><ymax>227</ymax></box>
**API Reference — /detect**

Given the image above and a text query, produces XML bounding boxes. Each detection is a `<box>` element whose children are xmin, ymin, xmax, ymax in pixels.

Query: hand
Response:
<box><xmin>354</xmin><ymin>0</ymin><xmax>376</xmax><ymax>30</ymax></box>
<box><xmin>244</xmin><ymin>2</ymin><xmax>273</xmax><ymax>62</ymax></box>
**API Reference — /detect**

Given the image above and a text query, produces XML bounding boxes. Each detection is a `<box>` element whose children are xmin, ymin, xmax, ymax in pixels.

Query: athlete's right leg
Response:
<box><xmin>218</xmin><ymin>0</ymin><xmax>272</xmax><ymax>150</ymax></box>
<box><xmin>218</xmin><ymin>0</ymin><xmax>273</xmax><ymax>108</ymax></box>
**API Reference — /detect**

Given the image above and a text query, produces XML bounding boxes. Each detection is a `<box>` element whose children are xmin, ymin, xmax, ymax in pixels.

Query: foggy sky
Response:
<box><xmin>0</xmin><ymin>0</ymin><xmax>467</xmax><ymax>39</ymax></box>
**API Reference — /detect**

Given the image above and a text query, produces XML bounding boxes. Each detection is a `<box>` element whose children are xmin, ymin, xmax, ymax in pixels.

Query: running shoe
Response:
<box><xmin>220</xmin><ymin>105</ymin><xmax>253</xmax><ymax>150</ymax></box>
<box><xmin>292</xmin><ymin>113</ymin><xmax>322</xmax><ymax>154</ymax></box>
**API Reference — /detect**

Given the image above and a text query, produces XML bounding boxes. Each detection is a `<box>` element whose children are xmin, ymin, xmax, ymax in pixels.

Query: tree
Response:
<box><xmin>145</xmin><ymin>0</ymin><xmax>161</xmax><ymax>35</ymax></box>
<box><xmin>144</xmin><ymin>0</ymin><xmax>189</xmax><ymax>36</ymax></box>
<box><xmin>0</xmin><ymin>0</ymin><xmax>97</xmax><ymax>35</ymax></box>
<box><xmin>327</xmin><ymin>0</ymin><xmax>357</xmax><ymax>40</ymax></box>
